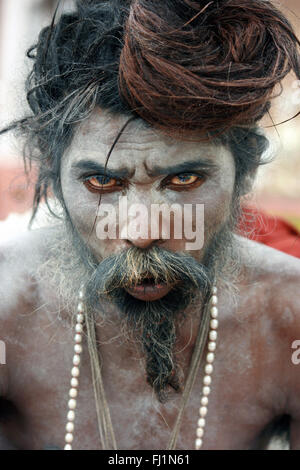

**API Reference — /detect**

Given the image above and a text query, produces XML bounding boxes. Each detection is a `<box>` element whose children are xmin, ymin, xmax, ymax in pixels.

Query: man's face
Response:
<box><xmin>61</xmin><ymin>109</ymin><xmax>236</xmax><ymax>263</ymax></box>
<box><xmin>59</xmin><ymin>109</ymin><xmax>236</xmax><ymax>401</ymax></box>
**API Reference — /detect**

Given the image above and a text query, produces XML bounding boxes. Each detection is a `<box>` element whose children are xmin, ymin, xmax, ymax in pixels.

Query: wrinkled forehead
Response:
<box><xmin>64</xmin><ymin>108</ymin><xmax>230</xmax><ymax>169</ymax></box>
<box><xmin>77</xmin><ymin>109</ymin><xmax>153</xmax><ymax>145</ymax></box>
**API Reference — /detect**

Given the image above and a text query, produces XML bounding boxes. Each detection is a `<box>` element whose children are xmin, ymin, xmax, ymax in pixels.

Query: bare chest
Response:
<box><xmin>5</xmin><ymin>314</ymin><xmax>278</xmax><ymax>450</ymax></box>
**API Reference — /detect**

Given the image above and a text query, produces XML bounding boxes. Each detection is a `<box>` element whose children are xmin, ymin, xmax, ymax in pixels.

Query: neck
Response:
<box><xmin>93</xmin><ymin>295</ymin><xmax>204</xmax><ymax>390</ymax></box>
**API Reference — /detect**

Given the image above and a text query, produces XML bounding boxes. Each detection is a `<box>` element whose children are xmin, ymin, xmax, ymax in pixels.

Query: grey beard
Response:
<box><xmin>38</xmin><ymin>214</ymin><xmax>240</xmax><ymax>401</ymax></box>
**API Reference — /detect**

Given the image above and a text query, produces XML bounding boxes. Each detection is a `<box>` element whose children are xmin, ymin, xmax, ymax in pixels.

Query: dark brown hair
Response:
<box><xmin>119</xmin><ymin>0</ymin><xmax>300</xmax><ymax>139</ymax></box>
<box><xmin>1</xmin><ymin>0</ymin><xmax>300</xmax><ymax>217</ymax></box>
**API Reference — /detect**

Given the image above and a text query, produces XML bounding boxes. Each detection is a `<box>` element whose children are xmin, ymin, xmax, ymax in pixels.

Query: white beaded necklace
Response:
<box><xmin>64</xmin><ymin>286</ymin><xmax>218</xmax><ymax>450</ymax></box>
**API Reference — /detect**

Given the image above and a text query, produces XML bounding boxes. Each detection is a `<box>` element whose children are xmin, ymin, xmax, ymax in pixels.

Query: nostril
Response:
<box><xmin>126</xmin><ymin>237</ymin><xmax>159</xmax><ymax>249</ymax></box>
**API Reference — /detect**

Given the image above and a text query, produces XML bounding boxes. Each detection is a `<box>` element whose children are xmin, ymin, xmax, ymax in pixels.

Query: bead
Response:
<box><xmin>66</xmin><ymin>422</ymin><xmax>74</xmax><ymax>433</ymax></box>
<box><xmin>205</xmin><ymin>364</ymin><xmax>213</xmax><ymax>375</ymax></box>
<box><xmin>203</xmin><ymin>375</ymin><xmax>211</xmax><ymax>386</ymax></box>
<box><xmin>198</xmin><ymin>418</ymin><xmax>206</xmax><ymax>427</ymax></box>
<box><xmin>65</xmin><ymin>433</ymin><xmax>74</xmax><ymax>444</ymax></box>
<box><xmin>64</xmin><ymin>293</ymin><xmax>85</xmax><ymax>451</ymax></box>
<box><xmin>206</xmin><ymin>352</ymin><xmax>215</xmax><ymax>363</ymax></box>
<box><xmin>67</xmin><ymin>410</ymin><xmax>75</xmax><ymax>421</ymax></box>
<box><xmin>210</xmin><ymin>319</ymin><xmax>218</xmax><ymax>330</ymax></box>
<box><xmin>209</xmin><ymin>330</ymin><xmax>217</xmax><ymax>341</ymax></box>
<box><xmin>211</xmin><ymin>295</ymin><xmax>218</xmax><ymax>305</ymax></box>
<box><xmin>195</xmin><ymin>438</ymin><xmax>203</xmax><ymax>449</ymax></box>
<box><xmin>74</xmin><ymin>344</ymin><xmax>82</xmax><ymax>355</ymax></box>
<box><xmin>199</xmin><ymin>406</ymin><xmax>207</xmax><ymax>417</ymax></box>
<box><xmin>74</xmin><ymin>334</ymin><xmax>82</xmax><ymax>343</ymax></box>
<box><xmin>196</xmin><ymin>427</ymin><xmax>204</xmax><ymax>438</ymax></box>
<box><xmin>201</xmin><ymin>396</ymin><xmax>209</xmax><ymax>406</ymax></box>
<box><xmin>71</xmin><ymin>378</ymin><xmax>79</xmax><ymax>388</ymax></box>
<box><xmin>73</xmin><ymin>354</ymin><xmax>81</xmax><ymax>366</ymax></box>
<box><xmin>208</xmin><ymin>341</ymin><xmax>216</xmax><ymax>352</ymax></box>
<box><xmin>212</xmin><ymin>286</ymin><xmax>217</xmax><ymax>295</ymax></box>
<box><xmin>71</xmin><ymin>367</ymin><xmax>80</xmax><ymax>377</ymax></box>
<box><xmin>210</xmin><ymin>306</ymin><xmax>218</xmax><ymax>318</ymax></box>
<box><xmin>68</xmin><ymin>399</ymin><xmax>77</xmax><ymax>410</ymax></box>
<box><xmin>202</xmin><ymin>386</ymin><xmax>211</xmax><ymax>396</ymax></box>
<box><xmin>69</xmin><ymin>388</ymin><xmax>78</xmax><ymax>398</ymax></box>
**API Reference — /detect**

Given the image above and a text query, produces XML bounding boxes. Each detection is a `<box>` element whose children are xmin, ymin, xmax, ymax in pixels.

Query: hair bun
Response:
<box><xmin>119</xmin><ymin>0</ymin><xmax>300</xmax><ymax>138</ymax></box>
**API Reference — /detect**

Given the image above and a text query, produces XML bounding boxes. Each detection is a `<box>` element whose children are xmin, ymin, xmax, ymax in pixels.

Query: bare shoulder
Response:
<box><xmin>0</xmin><ymin>226</ymin><xmax>58</xmax><ymax>395</ymax></box>
<box><xmin>237</xmin><ymin>235</ymin><xmax>300</xmax><ymax>277</ymax></box>
<box><xmin>236</xmin><ymin>235</ymin><xmax>300</xmax><ymax>331</ymax></box>
<box><xmin>232</xmin><ymin>237</ymin><xmax>300</xmax><ymax>435</ymax></box>
<box><xmin>0</xmin><ymin>226</ymin><xmax>57</xmax><ymax>309</ymax></box>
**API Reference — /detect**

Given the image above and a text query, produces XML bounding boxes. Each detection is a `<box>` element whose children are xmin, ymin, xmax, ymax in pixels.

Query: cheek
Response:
<box><xmin>61</xmin><ymin>172</ymin><xmax>100</xmax><ymax>239</ymax></box>
<box><xmin>61</xmin><ymin>175</ymin><xmax>126</xmax><ymax>259</ymax></box>
<box><xmin>60</xmin><ymin>155</ymin><xmax>235</xmax><ymax>260</ymax></box>
<box><xmin>203</xmin><ymin>161</ymin><xmax>236</xmax><ymax>235</ymax></box>
<box><xmin>183</xmin><ymin>181</ymin><xmax>234</xmax><ymax>234</ymax></box>
<box><xmin>181</xmin><ymin>174</ymin><xmax>235</xmax><ymax>258</ymax></box>
<box><xmin>203</xmin><ymin>186</ymin><xmax>234</xmax><ymax>234</ymax></box>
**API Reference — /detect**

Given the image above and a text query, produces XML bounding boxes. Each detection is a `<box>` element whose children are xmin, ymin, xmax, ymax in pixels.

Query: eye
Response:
<box><xmin>165</xmin><ymin>173</ymin><xmax>205</xmax><ymax>190</ymax></box>
<box><xmin>83</xmin><ymin>174</ymin><xmax>122</xmax><ymax>193</ymax></box>
<box><xmin>170</xmin><ymin>174</ymin><xmax>199</xmax><ymax>185</ymax></box>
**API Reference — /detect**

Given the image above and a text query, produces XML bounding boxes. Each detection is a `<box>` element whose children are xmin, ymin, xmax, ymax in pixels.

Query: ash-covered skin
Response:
<box><xmin>57</xmin><ymin>110</ymin><xmax>238</xmax><ymax>402</ymax></box>
<box><xmin>61</xmin><ymin>111</ymin><xmax>236</xmax><ymax>261</ymax></box>
<box><xmin>1</xmin><ymin>0</ymin><xmax>300</xmax><ymax>450</ymax></box>
<box><xmin>0</xmin><ymin>111</ymin><xmax>300</xmax><ymax>450</ymax></box>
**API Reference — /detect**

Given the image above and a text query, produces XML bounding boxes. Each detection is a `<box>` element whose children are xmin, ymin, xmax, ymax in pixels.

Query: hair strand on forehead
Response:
<box><xmin>0</xmin><ymin>0</ymin><xmax>299</xmax><ymax>218</ymax></box>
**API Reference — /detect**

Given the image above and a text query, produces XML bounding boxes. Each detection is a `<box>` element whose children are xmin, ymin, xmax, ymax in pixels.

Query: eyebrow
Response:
<box><xmin>147</xmin><ymin>158</ymin><xmax>219</xmax><ymax>177</ymax></box>
<box><xmin>71</xmin><ymin>157</ymin><xmax>218</xmax><ymax>179</ymax></box>
<box><xmin>71</xmin><ymin>160</ymin><xmax>134</xmax><ymax>179</ymax></box>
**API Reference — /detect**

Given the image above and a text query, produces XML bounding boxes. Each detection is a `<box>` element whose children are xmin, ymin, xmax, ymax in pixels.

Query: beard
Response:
<box><xmin>41</xmin><ymin>213</ymin><xmax>240</xmax><ymax>403</ymax></box>
<box><xmin>84</xmin><ymin>245</ymin><xmax>215</xmax><ymax>402</ymax></box>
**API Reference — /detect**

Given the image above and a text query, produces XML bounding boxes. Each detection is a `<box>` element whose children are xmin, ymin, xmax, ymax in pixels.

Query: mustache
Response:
<box><xmin>83</xmin><ymin>246</ymin><xmax>214</xmax><ymax>402</ymax></box>
<box><xmin>86</xmin><ymin>246</ymin><xmax>213</xmax><ymax>299</ymax></box>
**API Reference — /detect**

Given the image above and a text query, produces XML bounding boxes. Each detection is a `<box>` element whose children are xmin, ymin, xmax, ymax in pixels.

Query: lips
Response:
<box><xmin>125</xmin><ymin>278</ymin><xmax>173</xmax><ymax>301</ymax></box>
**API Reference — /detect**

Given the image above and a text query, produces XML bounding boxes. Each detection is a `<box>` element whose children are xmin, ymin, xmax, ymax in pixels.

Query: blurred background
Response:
<box><xmin>0</xmin><ymin>0</ymin><xmax>299</xmax><ymax>241</ymax></box>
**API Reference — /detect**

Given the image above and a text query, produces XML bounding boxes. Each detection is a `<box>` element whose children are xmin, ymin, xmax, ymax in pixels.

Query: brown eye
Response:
<box><xmin>88</xmin><ymin>175</ymin><xmax>116</xmax><ymax>188</ymax></box>
<box><xmin>170</xmin><ymin>174</ymin><xmax>199</xmax><ymax>186</ymax></box>
<box><xmin>165</xmin><ymin>173</ymin><xmax>206</xmax><ymax>191</ymax></box>
<box><xmin>84</xmin><ymin>174</ymin><xmax>121</xmax><ymax>193</ymax></box>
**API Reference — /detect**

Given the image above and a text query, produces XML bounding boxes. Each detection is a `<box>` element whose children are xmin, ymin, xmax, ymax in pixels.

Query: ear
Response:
<box><xmin>239</xmin><ymin>169</ymin><xmax>257</xmax><ymax>196</ymax></box>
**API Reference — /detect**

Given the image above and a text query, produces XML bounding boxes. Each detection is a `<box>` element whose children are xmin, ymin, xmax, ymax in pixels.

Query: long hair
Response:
<box><xmin>2</xmin><ymin>1</ymin><xmax>299</xmax><ymax>448</ymax></box>
<box><xmin>1</xmin><ymin>0</ymin><xmax>299</xmax><ymax>219</ymax></box>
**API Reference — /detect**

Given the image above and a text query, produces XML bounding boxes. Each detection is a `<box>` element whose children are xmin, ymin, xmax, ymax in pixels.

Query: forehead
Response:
<box><xmin>64</xmin><ymin>108</ymin><xmax>232</xmax><ymax>169</ymax></box>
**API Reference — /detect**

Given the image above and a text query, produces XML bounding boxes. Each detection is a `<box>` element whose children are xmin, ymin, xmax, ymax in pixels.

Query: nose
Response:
<box><xmin>126</xmin><ymin>234</ymin><xmax>161</xmax><ymax>249</ymax></box>
<box><xmin>119</xmin><ymin>196</ymin><xmax>163</xmax><ymax>249</ymax></box>
<box><xmin>123</xmin><ymin>213</ymin><xmax>162</xmax><ymax>249</ymax></box>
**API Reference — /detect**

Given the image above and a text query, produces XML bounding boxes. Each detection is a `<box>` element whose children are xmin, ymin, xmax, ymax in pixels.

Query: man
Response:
<box><xmin>0</xmin><ymin>0</ymin><xmax>300</xmax><ymax>450</ymax></box>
